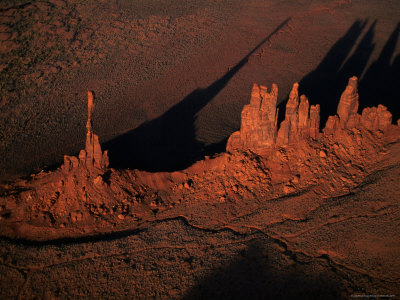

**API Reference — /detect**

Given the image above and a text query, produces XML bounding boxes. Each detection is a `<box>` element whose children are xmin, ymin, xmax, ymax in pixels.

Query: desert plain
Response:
<box><xmin>0</xmin><ymin>0</ymin><xmax>399</xmax><ymax>299</ymax></box>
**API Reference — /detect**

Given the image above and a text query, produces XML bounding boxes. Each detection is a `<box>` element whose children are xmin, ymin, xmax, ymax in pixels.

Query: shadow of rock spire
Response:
<box><xmin>295</xmin><ymin>19</ymin><xmax>370</xmax><ymax>126</ymax></box>
<box><xmin>104</xmin><ymin>18</ymin><xmax>291</xmax><ymax>172</ymax></box>
<box><xmin>104</xmin><ymin>18</ymin><xmax>399</xmax><ymax>173</ymax></box>
<box><xmin>339</xmin><ymin>20</ymin><xmax>376</xmax><ymax>82</ymax></box>
<box><xmin>359</xmin><ymin>21</ymin><xmax>400</xmax><ymax>121</ymax></box>
<box><xmin>183</xmin><ymin>240</ymin><xmax>343</xmax><ymax>300</ymax></box>
<box><xmin>285</xmin><ymin>19</ymin><xmax>400</xmax><ymax>127</ymax></box>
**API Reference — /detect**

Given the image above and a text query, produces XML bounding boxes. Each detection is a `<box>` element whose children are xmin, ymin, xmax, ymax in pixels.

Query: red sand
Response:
<box><xmin>1</xmin><ymin>76</ymin><xmax>400</xmax><ymax>298</ymax></box>
<box><xmin>0</xmin><ymin>0</ymin><xmax>399</xmax><ymax>298</ymax></box>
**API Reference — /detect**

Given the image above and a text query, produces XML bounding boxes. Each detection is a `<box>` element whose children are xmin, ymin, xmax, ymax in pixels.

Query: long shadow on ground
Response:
<box><xmin>283</xmin><ymin>19</ymin><xmax>400</xmax><ymax>127</ymax></box>
<box><xmin>183</xmin><ymin>239</ymin><xmax>344</xmax><ymax>300</ymax></box>
<box><xmin>105</xmin><ymin>18</ymin><xmax>399</xmax><ymax>173</ymax></box>
<box><xmin>104</xmin><ymin>18</ymin><xmax>291</xmax><ymax>172</ymax></box>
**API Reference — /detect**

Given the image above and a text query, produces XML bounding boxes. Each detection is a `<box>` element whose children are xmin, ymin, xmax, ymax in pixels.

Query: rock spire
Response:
<box><xmin>226</xmin><ymin>83</ymin><xmax>279</xmax><ymax>152</ymax></box>
<box><xmin>324</xmin><ymin>76</ymin><xmax>392</xmax><ymax>134</ymax></box>
<box><xmin>62</xmin><ymin>91</ymin><xmax>109</xmax><ymax>173</ymax></box>
<box><xmin>227</xmin><ymin>76</ymin><xmax>394</xmax><ymax>154</ymax></box>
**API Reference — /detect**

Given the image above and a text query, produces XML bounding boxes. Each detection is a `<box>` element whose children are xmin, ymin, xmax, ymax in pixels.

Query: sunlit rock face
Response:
<box><xmin>337</xmin><ymin>76</ymin><xmax>359</xmax><ymax>127</ymax></box>
<box><xmin>62</xmin><ymin>91</ymin><xmax>109</xmax><ymax>174</ymax></box>
<box><xmin>275</xmin><ymin>84</ymin><xmax>321</xmax><ymax>145</ymax></box>
<box><xmin>1</xmin><ymin>76</ymin><xmax>399</xmax><ymax>242</ymax></box>
<box><xmin>227</xmin><ymin>76</ymin><xmax>395</xmax><ymax>154</ymax></box>
<box><xmin>227</xmin><ymin>81</ymin><xmax>323</xmax><ymax>152</ymax></box>
<box><xmin>324</xmin><ymin>77</ymin><xmax>393</xmax><ymax>134</ymax></box>
<box><xmin>227</xmin><ymin>83</ymin><xmax>279</xmax><ymax>152</ymax></box>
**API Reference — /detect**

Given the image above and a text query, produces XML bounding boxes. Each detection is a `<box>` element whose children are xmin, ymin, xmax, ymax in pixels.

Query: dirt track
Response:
<box><xmin>1</xmin><ymin>0</ymin><xmax>399</xmax><ymax>180</ymax></box>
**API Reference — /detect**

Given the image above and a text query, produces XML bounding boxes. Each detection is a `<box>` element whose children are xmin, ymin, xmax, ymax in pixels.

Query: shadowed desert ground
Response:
<box><xmin>1</xmin><ymin>0</ymin><xmax>399</xmax><ymax>179</ymax></box>
<box><xmin>0</xmin><ymin>0</ymin><xmax>400</xmax><ymax>299</ymax></box>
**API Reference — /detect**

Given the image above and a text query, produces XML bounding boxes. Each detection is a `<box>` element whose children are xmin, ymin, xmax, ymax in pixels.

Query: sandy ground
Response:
<box><xmin>1</xmin><ymin>0</ymin><xmax>400</xmax><ymax>299</ymax></box>
<box><xmin>1</xmin><ymin>158</ymin><xmax>399</xmax><ymax>299</ymax></box>
<box><xmin>1</xmin><ymin>0</ymin><xmax>399</xmax><ymax>180</ymax></box>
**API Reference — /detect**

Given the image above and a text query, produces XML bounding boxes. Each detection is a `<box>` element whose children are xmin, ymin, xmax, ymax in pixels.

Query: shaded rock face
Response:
<box><xmin>62</xmin><ymin>91</ymin><xmax>109</xmax><ymax>173</ymax></box>
<box><xmin>227</xmin><ymin>76</ymin><xmax>395</xmax><ymax>154</ymax></box>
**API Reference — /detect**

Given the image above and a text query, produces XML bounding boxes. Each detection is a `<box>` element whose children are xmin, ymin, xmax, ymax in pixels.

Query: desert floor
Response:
<box><xmin>1</xmin><ymin>0</ymin><xmax>399</xmax><ymax>179</ymax></box>
<box><xmin>0</xmin><ymin>0</ymin><xmax>399</xmax><ymax>298</ymax></box>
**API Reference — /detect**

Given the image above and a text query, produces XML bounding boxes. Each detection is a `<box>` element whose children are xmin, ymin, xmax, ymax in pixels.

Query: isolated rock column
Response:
<box><xmin>298</xmin><ymin>95</ymin><xmax>310</xmax><ymax>138</ymax></box>
<box><xmin>277</xmin><ymin>83</ymin><xmax>300</xmax><ymax>145</ymax></box>
<box><xmin>84</xmin><ymin>91</ymin><xmax>106</xmax><ymax>169</ymax></box>
<box><xmin>62</xmin><ymin>91</ymin><xmax>109</xmax><ymax>173</ymax></box>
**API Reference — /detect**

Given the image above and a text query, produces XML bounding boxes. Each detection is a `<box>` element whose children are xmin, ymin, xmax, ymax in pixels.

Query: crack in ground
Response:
<box><xmin>280</xmin><ymin>210</ymin><xmax>397</xmax><ymax>239</ymax></box>
<box><xmin>243</xmin><ymin>225</ymin><xmax>398</xmax><ymax>284</ymax></box>
<box><xmin>1</xmin><ymin>203</ymin><xmax>398</xmax><ymax>298</ymax></box>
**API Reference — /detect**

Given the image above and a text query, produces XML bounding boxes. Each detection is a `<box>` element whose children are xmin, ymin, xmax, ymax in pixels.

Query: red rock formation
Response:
<box><xmin>275</xmin><ymin>83</ymin><xmax>298</xmax><ymax>145</ymax></box>
<box><xmin>361</xmin><ymin>104</ymin><xmax>392</xmax><ymax>131</ymax></box>
<box><xmin>227</xmin><ymin>83</ymin><xmax>279</xmax><ymax>152</ymax></box>
<box><xmin>324</xmin><ymin>77</ymin><xmax>393</xmax><ymax>134</ymax></box>
<box><xmin>1</xmin><ymin>76</ymin><xmax>399</xmax><ymax>246</ymax></box>
<box><xmin>283</xmin><ymin>83</ymin><xmax>299</xmax><ymax>141</ymax></box>
<box><xmin>324</xmin><ymin>76</ymin><xmax>360</xmax><ymax>134</ymax></box>
<box><xmin>297</xmin><ymin>95</ymin><xmax>309</xmax><ymax>138</ymax></box>
<box><xmin>275</xmin><ymin>83</ymin><xmax>323</xmax><ymax>145</ymax></box>
<box><xmin>62</xmin><ymin>91</ymin><xmax>109</xmax><ymax>173</ymax></box>
<box><xmin>337</xmin><ymin>76</ymin><xmax>359</xmax><ymax>128</ymax></box>
<box><xmin>309</xmin><ymin>104</ymin><xmax>320</xmax><ymax>139</ymax></box>
<box><xmin>323</xmin><ymin>115</ymin><xmax>339</xmax><ymax>135</ymax></box>
<box><xmin>228</xmin><ymin>81</ymin><xmax>321</xmax><ymax>153</ymax></box>
<box><xmin>228</xmin><ymin>76</ymin><xmax>396</xmax><ymax>154</ymax></box>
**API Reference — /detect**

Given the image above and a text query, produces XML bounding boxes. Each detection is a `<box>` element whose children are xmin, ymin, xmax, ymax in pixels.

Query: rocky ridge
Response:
<box><xmin>0</xmin><ymin>77</ymin><xmax>399</xmax><ymax>241</ymax></box>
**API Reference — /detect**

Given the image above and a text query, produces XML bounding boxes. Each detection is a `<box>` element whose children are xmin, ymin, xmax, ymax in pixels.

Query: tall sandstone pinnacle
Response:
<box><xmin>227</xmin><ymin>81</ymin><xmax>321</xmax><ymax>154</ymax></box>
<box><xmin>337</xmin><ymin>76</ymin><xmax>359</xmax><ymax>127</ymax></box>
<box><xmin>227</xmin><ymin>76</ymin><xmax>395</xmax><ymax>154</ymax></box>
<box><xmin>309</xmin><ymin>104</ymin><xmax>320</xmax><ymax>139</ymax></box>
<box><xmin>324</xmin><ymin>76</ymin><xmax>392</xmax><ymax>134</ymax></box>
<box><xmin>276</xmin><ymin>83</ymin><xmax>320</xmax><ymax>145</ymax></box>
<box><xmin>226</xmin><ymin>83</ymin><xmax>279</xmax><ymax>152</ymax></box>
<box><xmin>62</xmin><ymin>91</ymin><xmax>109</xmax><ymax>173</ymax></box>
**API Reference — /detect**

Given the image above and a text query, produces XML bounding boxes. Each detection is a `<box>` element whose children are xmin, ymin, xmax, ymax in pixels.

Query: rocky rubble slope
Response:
<box><xmin>0</xmin><ymin>77</ymin><xmax>399</xmax><ymax>297</ymax></box>
<box><xmin>0</xmin><ymin>76</ymin><xmax>399</xmax><ymax>240</ymax></box>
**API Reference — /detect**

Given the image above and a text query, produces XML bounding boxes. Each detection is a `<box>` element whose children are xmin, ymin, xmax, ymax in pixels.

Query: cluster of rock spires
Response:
<box><xmin>1</xmin><ymin>82</ymin><xmax>399</xmax><ymax>299</ymax></box>
<box><xmin>62</xmin><ymin>91</ymin><xmax>109</xmax><ymax>174</ymax></box>
<box><xmin>1</xmin><ymin>75</ymin><xmax>399</xmax><ymax>241</ymax></box>
<box><xmin>227</xmin><ymin>76</ymin><xmax>395</xmax><ymax>153</ymax></box>
<box><xmin>325</xmin><ymin>77</ymin><xmax>392</xmax><ymax>133</ymax></box>
<box><xmin>59</xmin><ymin>76</ymin><xmax>395</xmax><ymax>175</ymax></box>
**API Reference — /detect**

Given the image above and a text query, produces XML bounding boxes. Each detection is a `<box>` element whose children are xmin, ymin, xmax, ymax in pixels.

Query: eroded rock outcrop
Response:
<box><xmin>361</xmin><ymin>105</ymin><xmax>392</xmax><ymax>131</ymax></box>
<box><xmin>337</xmin><ymin>76</ymin><xmax>359</xmax><ymax>127</ymax></box>
<box><xmin>227</xmin><ymin>83</ymin><xmax>279</xmax><ymax>152</ymax></box>
<box><xmin>228</xmin><ymin>76</ymin><xmax>396</xmax><ymax>154</ymax></box>
<box><xmin>275</xmin><ymin>84</ymin><xmax>321</xmax><ymax>145</ymax></box>
<box><xmin>1</xmin><ymin>77</ymin><xmax>399</xmax><ymax>242</ymax></box>
<box><xmin>62</xmin><ymin>91</ymin><xmax>109</xmax><ymax>174</ymax></box>
<box><xmin>324</xmin><ymin>77</ymin><xmax>393</xmax><ymax>134</ymax></box>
